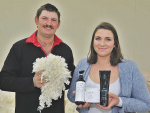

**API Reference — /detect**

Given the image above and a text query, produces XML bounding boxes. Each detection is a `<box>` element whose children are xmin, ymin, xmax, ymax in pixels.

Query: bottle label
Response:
<box><xmin>85</xmin><ymin>88</ymin><xmax>100</xmax><ymax>103</ymax></box>
<box><xmin>75</xmin><ymin>81</ymin><xmax>85</xmax><ymax>102</ymax></box>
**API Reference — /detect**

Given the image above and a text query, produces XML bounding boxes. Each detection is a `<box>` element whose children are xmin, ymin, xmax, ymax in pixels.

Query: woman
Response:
<box><xmin>67</xmin><ymin>22</ymin><xmax>150</xmax><ymax>113</ymax></box>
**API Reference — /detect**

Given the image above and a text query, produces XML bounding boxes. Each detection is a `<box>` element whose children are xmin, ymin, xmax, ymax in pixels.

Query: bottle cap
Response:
<box><xmin>79</xmin><ymin>75</ymin><xmax>83</xmax><ymax>79</ymax></box>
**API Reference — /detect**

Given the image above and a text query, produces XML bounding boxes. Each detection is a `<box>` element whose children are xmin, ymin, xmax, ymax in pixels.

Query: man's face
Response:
<box><xmin>35</xmin><ymin>10</ymin><xmax>60</xmax><ymax>38</ymax></box>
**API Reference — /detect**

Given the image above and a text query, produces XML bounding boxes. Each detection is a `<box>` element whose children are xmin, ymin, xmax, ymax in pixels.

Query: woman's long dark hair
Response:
<box><xmin>87</xmin><ymin>22</ymin><xmax>123</xmax><ymax>66</ymax></box>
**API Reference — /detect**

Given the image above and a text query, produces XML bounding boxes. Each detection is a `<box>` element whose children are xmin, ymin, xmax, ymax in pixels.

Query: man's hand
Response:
<box><xmin>33</xmin><ymin>70</ymin><xmax>47</xmax><ymax>88</ymax></box>
<box><xmin>72</xmin><ymin>91</ymin><xmax>90</xmax><ymax>108</ymax></box>
<box><xmin>95</xmin><ymin>92</ymin><xmax>120</xmax><ymax>110</ymax></box>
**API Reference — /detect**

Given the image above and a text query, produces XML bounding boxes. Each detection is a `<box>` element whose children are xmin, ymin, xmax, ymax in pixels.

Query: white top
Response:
<box><xmin>85</xmin><ymin>76</ymin><xmax>121</xmax><ymax>113</ymax></box>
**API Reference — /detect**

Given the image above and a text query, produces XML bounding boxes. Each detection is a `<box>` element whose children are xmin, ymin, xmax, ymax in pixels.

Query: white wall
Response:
<box><xmin>0</xmin><ymin>0</ymin><xmax>150</xmax><ymax>71</ymax></box>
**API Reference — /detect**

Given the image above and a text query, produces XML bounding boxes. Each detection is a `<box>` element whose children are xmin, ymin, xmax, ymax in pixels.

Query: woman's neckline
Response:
<box><xmin>88</xmin><ymin>75</ymin><xmax>119</xmax><ymax>85</ymax></box>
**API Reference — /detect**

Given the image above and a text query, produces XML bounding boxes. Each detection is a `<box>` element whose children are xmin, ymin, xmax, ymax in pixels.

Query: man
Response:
<box><xmin>0</xmin><ymin>3</ymin><xmax>75</xmax><ymax>113</ymax></box>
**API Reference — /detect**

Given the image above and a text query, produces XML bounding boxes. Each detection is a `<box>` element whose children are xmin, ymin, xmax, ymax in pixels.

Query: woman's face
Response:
<box><xmin>93</xmin><ymin>29</ymin><xmax>115</xmax><ymax>58</ymax></box>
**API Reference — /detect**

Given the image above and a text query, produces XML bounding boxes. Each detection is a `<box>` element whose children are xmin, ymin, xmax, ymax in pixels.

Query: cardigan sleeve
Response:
<box><xmin>67</xmin><ymin>58</ymin><xmax>89</xmax><ymax>113</ymax></box>
<box><xmin>118</xmin><ymin>62</ymin><xmax>150</xmax><ymax>112</ymax></box>
<box><xmin>67</xmin><ymin>60</ymin><xmax>79</xmax><ymax>103</ymax></box>
<box><xmin>67</xmin><ymin>58</ymin><xmax>88</xmax><ymax>103</ymax></box>
<box><xmin>0</xmin><ymin>44</ymin><xmax>37</xmax><ymax>92</ymax></box>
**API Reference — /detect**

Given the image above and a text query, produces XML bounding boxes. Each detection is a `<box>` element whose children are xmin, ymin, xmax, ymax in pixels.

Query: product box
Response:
<box><xmin>85</xmin><ymin>88</ymin><xmax>100</xmax><ymax>103</ymax></box>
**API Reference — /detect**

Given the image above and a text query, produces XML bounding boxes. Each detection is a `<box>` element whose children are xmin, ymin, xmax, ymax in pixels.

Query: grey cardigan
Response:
<box><xmin>67</xmin><ymin>58</ymin><xmax>150</xmax><ymax>113</ymax></box>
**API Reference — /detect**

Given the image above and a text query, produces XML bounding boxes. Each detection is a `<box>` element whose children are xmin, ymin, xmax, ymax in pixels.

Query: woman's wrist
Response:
<box><xmin>116</xmin><ymin>97</ymin><xmax>122</xmax><ymax>107</ymax></box>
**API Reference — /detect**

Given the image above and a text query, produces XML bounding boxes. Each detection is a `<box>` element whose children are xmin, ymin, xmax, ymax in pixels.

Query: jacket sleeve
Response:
<box><xmin>0</xmin><ymin>44</ymin><xmax>37</xmax><ymax>92</ymax></box>
<box><xmin>118</xmin><ymin>62</ymin><xmax>150</xmax><ymax>112</ymax></box>
<box><xmin>67</xmin><ymin>62</ymin><xmax>79</xmax><ymax>103</ymax></box>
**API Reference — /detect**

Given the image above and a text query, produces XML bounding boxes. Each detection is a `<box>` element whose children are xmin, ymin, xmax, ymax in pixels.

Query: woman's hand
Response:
<box><xmin>95</xmin><ymin>92</ymin><xmax>120</xmax><ymax>110</ymax></box>
<box><xmin>72</xmin><ymin>91</ymin><xmax>90</xmax><ymax>108</ymax></box>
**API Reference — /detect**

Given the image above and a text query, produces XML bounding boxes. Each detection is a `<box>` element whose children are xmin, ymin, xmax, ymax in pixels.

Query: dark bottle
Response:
<box><xmin>99</xmin><ymin>71</ymin><xmax>111</xmax><ymax>107</ymax></box>
<box><xmin>75</xmin><ymin>70</ymin><xmax>85</xmax><ymax>105</ymax></box>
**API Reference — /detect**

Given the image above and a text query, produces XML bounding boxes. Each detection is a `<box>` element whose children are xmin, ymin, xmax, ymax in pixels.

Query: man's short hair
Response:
<box><xmin>36</xmin><ymin>3</ymin><xmax>60</xmax><ymax>22</ymax></box>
